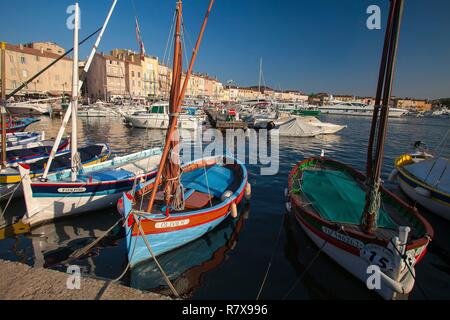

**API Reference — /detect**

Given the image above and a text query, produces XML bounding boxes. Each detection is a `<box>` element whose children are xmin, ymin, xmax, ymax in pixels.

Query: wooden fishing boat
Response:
<box><xmin>119</xmin><ymin>155</ymin><xmax>249</xmax><ymax>267</ymax></box>
<box><xmin>0</xmin><ymin>144</ymin><xmax>111</xmax><ymax>197</ymax></box>
<box><xmin>0</xmin><ymin>117</ymin><xmax>40</xmax><ymax>134</ymax></box>
<box><xmin>118</xmin><ymin>0</ymin><xmax>251</xmax><ymax>268</ymax></box>
<box><xmin>19</xmin><ymin>148</ymin><xmax>161</xmax><ymax>227</ymax></box>
<box><xmin>287</xmin><ymin>157</ymin><xmax>433</xmax><ymax>299</ymax></box>
<box><xmin>395</xmin><ymin>154</ymin><xmax>450</xmax><ymax>220</ymax></box>
<box><xmin>14</xmin><ymin>1</ymin><xmax>140</xmax><ymax>227</ymax></box>
<box><xmin>5</xmin><ymin>138</ymin><xmax>69</xmax><ymax>165</ymax></box>
<box><xmin>286</xmin><ymin>0</ymin><xmax>433</xmax><ymax>300</ymax></box>
<box><xmin>2</xmin><ymin>132</ymin><xmax>45</xmax><ymax>148</ymax></box>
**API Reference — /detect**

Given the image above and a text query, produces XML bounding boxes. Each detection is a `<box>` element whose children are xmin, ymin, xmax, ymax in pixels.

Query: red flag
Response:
<box><xmin>135</xmin><ymin>17</ymin><xmax>146</xmax><ymax>61</ymax></box>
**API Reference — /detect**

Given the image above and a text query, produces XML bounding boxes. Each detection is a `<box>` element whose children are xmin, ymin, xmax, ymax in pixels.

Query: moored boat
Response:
<box><xmin>118</xmin><ymin>0</ymin><xmax>251</xmax><ymax>269</ymax></box>
<box><xmin>395</xmin><ymin>154</ymin><xmax>450</xmax><ymax>220</ymax></box>
<box><xmin>5</xmin><ymin>138</ymin><xmax>69</xmax><ymax>165</ymax></box>
<box><xmin>0</xmin><ymin>117</ymin><xmax>40</xmax><ymax>134</ymax></box>
<box><xmin>2</xmin><ymin>131</ymin><xmax>45</xmax><ymax>148</ymax></box>
<box><xmin>286</xmin><ymin>0</ymin><xmax>433</xmax><ymax>300</ymax></box>
<box><xmin>0</xmin><ymin>144</ymin><xmax>110</xmax><ymax>198</ymax></box>
<box><xmin>19</xmin><ymin>147</ymin><xmax>161</xmax><ymax>227</ymax></box>
<box><xmin>287</xmin><ymin>157</ymin><xmax>433</xmax><ymax>299</ymax></box>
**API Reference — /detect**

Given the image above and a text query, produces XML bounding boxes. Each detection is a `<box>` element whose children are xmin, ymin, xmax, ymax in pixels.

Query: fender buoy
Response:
<box><xmin>284</xmin><ymin>188</ymin><xmax>289</xmax><ymax>198</ymax></box>
<box><xmin>245</xmin><ymin>183</ymin><xmax>252</xmax><ymax>201</ymax></box>
<box><xmin>231</xmin><ymin>202</ymin><xmax>238</xmax><ymax>219</ymax></box>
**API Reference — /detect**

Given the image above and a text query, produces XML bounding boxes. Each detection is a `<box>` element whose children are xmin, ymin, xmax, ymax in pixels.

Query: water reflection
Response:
<box><xmin>129</xmin><ymin>204</ymin><xmax>251</xmax><ymax>298</ymax></box>
<box><xmin>0</xmin><ymin>115</ymin><xmax>448</xmax><ymax>300</ymax></box>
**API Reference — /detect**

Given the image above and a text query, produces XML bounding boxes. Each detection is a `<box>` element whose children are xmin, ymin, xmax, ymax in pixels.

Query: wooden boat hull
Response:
<box><xmin>6</xmin><ymin>139</ymin><xmax>69</xmax><ymax>165</ymax></box>
<box><xmin>118</xmin><ymin>156</ymin><xmax>248</xmax><ymax>267</ymax></box>
<box><xmin>395</xmin><ymin>154</ymin><xmax>450</xmax><ymax>220</ymax></box>
<box><xmin>18</xmin><ymin>148</ymin><xmax>161</xmax><ymax>227</ymax></box>
<box><xmin>288</xmin><ymin>157</ymin><xmax>433</xmax><ymax>300</ymax></box>
<box><xmin>3</xmin><ymin>132</ymin><xmax>45</xmax><ymax>148</ymax></box>
<box><xmin>1</xmin><ymin>118</ymin><xmax>40</xmax><ymax>134</ymax></box>
<box><xmin>0</xmin><ymin>144</ymin><xmax>111</xmax><ymax>199</ymax></box>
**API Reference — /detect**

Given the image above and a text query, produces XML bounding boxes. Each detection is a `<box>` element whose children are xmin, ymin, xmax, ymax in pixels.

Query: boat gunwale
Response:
<box><xmin>288</xmin><ymin>157</ymin><xmax>434</xmax><ymax>252</ymax></box>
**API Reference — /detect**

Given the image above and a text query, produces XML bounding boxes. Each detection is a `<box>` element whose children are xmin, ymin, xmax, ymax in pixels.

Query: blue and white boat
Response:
<box><xmin>396</xmin><ymin>154</ymin><xmax>450</xmax><ymax>220</ymax></box>
<box><xmin>3</xmin><ymin>132</ymin><xmax>46</xmax><ymax>149</ymax></box>
<box><xmin>19</xmin><ymin>148</ymin><xmax>162</xmax><ymax>227</ymax></box>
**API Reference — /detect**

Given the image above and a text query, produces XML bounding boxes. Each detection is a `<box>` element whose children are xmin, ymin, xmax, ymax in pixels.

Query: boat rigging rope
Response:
<box><xmin>256</xmin><ymin>211</ymin><xmax>286</xmax><ymax>300</ymax></box>
<box><xmin>134</xmin><ymin>213</ymin><xmax>181</xmax><ymax>298</ymax></box>
<box><xmin>432</xmin><ymin>128</ymin><xmax>449</xmax><ymax>158</ymax></box>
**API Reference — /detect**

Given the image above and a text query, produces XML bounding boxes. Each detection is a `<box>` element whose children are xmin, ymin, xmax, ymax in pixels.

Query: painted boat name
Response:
<box><xmin>322</xmin><ymin>226</ymin><xmax>364</xmax><ymax>249</ymax></box>
<box><xmin>155</xmin><ymin>219</ymin><xmax>190</xmax><ymax>229</ymax></box>
<box><xmin>57</xmin><ymin>187</ymin><xmax>87</xmax><ymax>193</ymax></box>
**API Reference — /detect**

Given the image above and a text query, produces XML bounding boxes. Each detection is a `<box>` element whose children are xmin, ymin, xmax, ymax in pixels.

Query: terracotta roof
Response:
<box><xmin>5</xmin><ymin>43</ymin><xmax>71</xmax><ymax>61</ymax></box>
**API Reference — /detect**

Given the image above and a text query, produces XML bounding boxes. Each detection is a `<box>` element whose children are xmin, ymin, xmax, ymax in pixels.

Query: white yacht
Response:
<box><xmin>124</xmin><ymin>102</ymin><xmax>205</xmax><ymax>130</ymax></box>
<box><xmin>319</xmin><ymin>101</ymin><xmax>407</xmax><ymax>118</ymax></box>
<box><xmin>7</xmin><ymin>100</ymin><xmax>53</xmax><ymax>115</ymax></box>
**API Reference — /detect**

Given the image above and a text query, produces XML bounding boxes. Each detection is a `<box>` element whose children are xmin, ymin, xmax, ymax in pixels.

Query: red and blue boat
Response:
<box><xmin>118</xmin><ymin>0</ymin><xmax>251</xmax><ymax>268</ymax></box>
<box><xmin>1</xmin><ymin>117</ymin><xmax>40</xmax><ymax>134</ymax></box>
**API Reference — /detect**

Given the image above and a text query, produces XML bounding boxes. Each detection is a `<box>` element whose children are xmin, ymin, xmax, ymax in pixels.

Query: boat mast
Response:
<box><xmin>1</xmin><ymin>41</ymin><xmax>6</xmax><ymax>169</ymax></box>
<box><xmin>41</xmin><ymin>0</ymin><xmax>117</xmax><ymax>180</ymax></box>
<box><xmin>145</xmin><ymin>0</ymin><xmax>215</xmax><ymax>213</ymax></box>
<box><xmin>363</xmin><ymin>0</ymin><xmax>404</xmax><ymax>232</ymax></box>
<box><xmin>70</xmin><ymin>3</ymin><xmax>80</xmax><ymax>182</ymax></box>
<box><xmin>258</xmin><ymin>58</ymin><xmax>263</xmax><ymax>101</ymax></box>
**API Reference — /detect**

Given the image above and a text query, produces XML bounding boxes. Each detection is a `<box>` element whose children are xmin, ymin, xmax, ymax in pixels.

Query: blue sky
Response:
<box><xmin>0</xmin><ymin>0</ymin><xmax>449</xmax><ymax>99</ymax></box>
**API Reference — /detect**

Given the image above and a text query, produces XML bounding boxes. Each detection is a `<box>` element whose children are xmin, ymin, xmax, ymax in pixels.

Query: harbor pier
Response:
<box><xmin>0</xmin><ymin>259</ymin><xmax>170</xmax><ymax>300</ymax></box>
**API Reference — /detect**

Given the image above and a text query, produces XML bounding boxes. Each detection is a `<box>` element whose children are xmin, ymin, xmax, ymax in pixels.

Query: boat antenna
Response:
<box><xmin>363</xmin><ymin>0</ymin><xmax>404</xmax><ymax>232</ymax></box>
<box><xmin>145</xmin><ymin>0</ymin><xmax>215</xmax><ymax>214</ymax></box>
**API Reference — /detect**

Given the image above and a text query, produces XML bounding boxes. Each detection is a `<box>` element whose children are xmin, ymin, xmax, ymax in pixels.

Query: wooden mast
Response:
<box><xmin>145</xmin><ymin>0</ymin><xmax>215</xmax><ymax>213</ymax></box>
<box><xmin>71</xmin><ymin>3</ymin><xmax>80</xmax><ymax>182</ymax></box>
<box><xmin>363</xmin><ymin>0</ymin><xmax>404</xmax><ymax>232</ymax></box>
<box><xmin>1</xmin><ymin>41</ymin><xmax>7</xmax><ymax>169</ymax></box>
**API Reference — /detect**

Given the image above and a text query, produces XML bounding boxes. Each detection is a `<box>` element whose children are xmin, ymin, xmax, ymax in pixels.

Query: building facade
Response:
<box><xmin>1</xmin><ymin>42</ymin><xmax>72</xmax><ymax>98</ymax></box>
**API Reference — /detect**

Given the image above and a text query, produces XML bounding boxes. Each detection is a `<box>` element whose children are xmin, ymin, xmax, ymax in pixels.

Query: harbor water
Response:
<box><xmin>0</xmin><ymin>115</ymin><xmax>449</xmax><ymax>299</ymax></box>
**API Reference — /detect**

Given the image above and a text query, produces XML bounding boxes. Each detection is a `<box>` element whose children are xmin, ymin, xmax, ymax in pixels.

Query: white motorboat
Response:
<box><xmin>294</xmin><ymin>116</ymin><xmax>347</xmax><ymax>135</ymax></box>
<box><xmin>319</xmin><ymin>101</ymin><xmax>407</xmax><ymax>118</ymax></box>
<box><xmin>7</xmin><ymin>101</ymin><xmax>52</xmax><ymax>115</ymax></box>
<box><xmin>124</xmin><ymin>102</ymin><xmax>204</xmax><ymax>130</ymax></box>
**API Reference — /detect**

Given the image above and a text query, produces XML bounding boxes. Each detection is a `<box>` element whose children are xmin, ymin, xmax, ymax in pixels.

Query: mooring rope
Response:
<box><xmin>134</xmin><ymin>213</ymin><xmax>181</xmax><ymax>298</ymax></box>
<box><xmin>256</xmin><ymin>211</ymin><xmax>286</xmax><ymax>300</ymax></box>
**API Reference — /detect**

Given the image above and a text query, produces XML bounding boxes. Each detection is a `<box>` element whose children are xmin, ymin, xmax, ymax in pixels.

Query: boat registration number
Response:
<box><xmin>361</xmin><ymin>244</ymin><xmax>395</xmax><ymax>273</ymax></box>
<box><xmin>155</xmin><ymin>219</ymin><xmax>190</xmax><ymax>229</ymax></box>
<box><xmin>57</xmin><ymin>187</ymin><xmax>87</xmax><ymax>193</ymax></box>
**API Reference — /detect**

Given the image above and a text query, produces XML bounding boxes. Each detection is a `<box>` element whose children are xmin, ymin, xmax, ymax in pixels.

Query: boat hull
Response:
<box><xmin>19</xmin><ymin>149</ymin><xmax>161</xmax><ymax>227</ymax></box>
<box><xmin>119</xmin><ymin>156</ymin><xmax>248</xmax><ymax>267</ymax></box>
<box><xmin>318</xmin><ymin>108</ymin><xmax>406</xmax><ymax>118</ymax></box>
<box><xmin>288</xmin><ymin>157</ymin><xmax>433</xmax><ymax>300</ymax></box>
<box><xmin>395</xmin><ymin>155</ymin><xmax>450</xmax><ymax>220</ymax></box>
<box><xmin>126</xmin><ymin>114</ymin><xmax>202</xmax><ymax>130</ymax></box>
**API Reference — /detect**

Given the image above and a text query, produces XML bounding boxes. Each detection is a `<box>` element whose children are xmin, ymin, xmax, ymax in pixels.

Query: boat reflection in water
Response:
<box><xmin>129</xmin><ymin>204</ymin><xmax>251</xmax><ymax>298</ymax></box>
<box><xmin>25</xmin><ymin>210</ymin><xmax>126</xmax><ymax>274</ymax></box>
